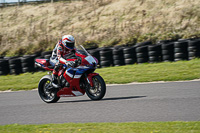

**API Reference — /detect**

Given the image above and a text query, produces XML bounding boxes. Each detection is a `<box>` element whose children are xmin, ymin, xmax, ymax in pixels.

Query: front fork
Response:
<box><xmin>85</xmin><ymin>73</ymin><xmax>99</xmax><ymax>87</ymax></box>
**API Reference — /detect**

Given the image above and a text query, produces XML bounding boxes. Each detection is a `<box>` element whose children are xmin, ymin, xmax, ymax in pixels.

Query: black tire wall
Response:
<box><xmin>174</xmin><ymin>41</ymin><xmax>188</xmax><ymax>61</ymax></box>
<box><xmin>112</xmin><ymin>47</ymin><xmax>125</xmax><ymax>66</ymax></box>
<box><xmin>21</xmin><ymin>55</ymin><xmax>36</xmax><ymax>73</ymax></box>
<box><xmin>123</xmin><ymin>46</ymin><xmax>136</xmax><ymax>65</ymax></box>
<box><xmin>188</xmin><ymin>39</ymin><xmax>200</xmax><ymax>60</ymax></box>
<box><xmin>161</xmin><ymin>42</ymin><xmax>174</xmax><ymax>62</ymax></box>
<box><xmin>0</xmin><ymin>59</ymin><xmax>10</xmax><ymax>75</ymax></box>
<box><xmin>148</xmin><ymin>45</ymin><xmax>162</xmax><ymax>63</ymax></box>
<box><xmin>136</xmin><ymin>46</ymin><xmax>149</xmax><ymax>63</ymax></box>
<box><xmin>9</xmin><ymin>58</ymin><xmax>22</xmax><ymax>75</ymax></box>
<box><xmin>99</xmin><ymin>47</ymin><xmax>113</xmax><ymax>68</ymax></box>
<box><xmin>0</xmin><ymin>39</ymin><xmax>200</xmax><ymax>75</ymax></box>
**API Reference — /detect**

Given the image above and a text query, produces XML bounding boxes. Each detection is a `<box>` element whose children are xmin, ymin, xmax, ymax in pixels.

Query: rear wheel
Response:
<box><xmin>38</xmin><ymin>75</ymin><xmax>60</xmax><ymax>103</ymax></box>
<box><xmin>86</xmin><ymin>75</ymin><xmax>106</xmax><ymax>100</ymax></box>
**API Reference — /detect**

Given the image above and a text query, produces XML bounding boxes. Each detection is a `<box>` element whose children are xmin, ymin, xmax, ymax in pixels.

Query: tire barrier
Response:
<box><xmin>99</xmin><ymin>47</ymin><xmax>113</xmax><ymax>68</ymax></box>
<box><xmin>123</xmin><ymin>46</ymin><xmax>136</xmax><ymax>65</ymax></box>
<box><xmin>21</xmin><ymin>55</ymin><xmax>36</xmax><ymax>73</ymax></box>
<box><xmin>0</xmin><ymin>39</ymin><xmax>199</xmax><ymax>75</ymax></box>
<box><xmin>9</xmin><ymin>58</ymin><xmax>22</xmax><ymax>75</ymax></box>
<box><xmin>148</xmin><ymin>44</ymin><xmax>162</xmax><ymax>63</ymax></box>
<box><xmin>188</xmin><ymin>39</ymin><xmax>200</xmax><ymax>60</ymax></box>
<box><xmin>0</xmin><ymin>59</ymin><xmax>10</xmax><ymax>75</ymax></box>
<box><xmin>112</xmin><ymin>47</ymin><xmax>125</xmax><ymax>66</ymax></box>
<box><xmin>161</xmin><ymin>42</ymin><xmax>174</xmax><ymax>62</ymax></box>
<box><xmin>174</xmin><ymin>41</ymin><xmax>188</xmax><ymax>61</ymax></box>
<box><xmin>136</xmin><ymin>46</ymin><xmax>149</xmax><ymax>63</ymax></box>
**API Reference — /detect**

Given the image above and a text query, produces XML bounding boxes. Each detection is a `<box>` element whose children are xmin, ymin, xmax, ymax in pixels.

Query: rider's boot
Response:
<box><xmin>51</xmin><ymin>73</ymin><xmax>61</xmax><ymax>88</ymax></box>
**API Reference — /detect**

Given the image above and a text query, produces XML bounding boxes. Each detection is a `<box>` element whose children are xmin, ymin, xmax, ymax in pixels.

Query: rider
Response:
<box><xmin>50</xmin><ymin>35</ymin><xmax>76</xmax><ymax>88</ymax></box>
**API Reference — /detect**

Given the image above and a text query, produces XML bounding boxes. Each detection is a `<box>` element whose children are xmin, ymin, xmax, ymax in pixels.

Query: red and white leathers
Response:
<box><xmin>50</xmin><ymin>40</ymin><xmax>75</xmax><ymax>76</ymax></box>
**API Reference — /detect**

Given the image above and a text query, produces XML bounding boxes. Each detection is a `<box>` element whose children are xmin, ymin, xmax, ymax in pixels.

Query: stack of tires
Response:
<box><xmin>100</xmin><ymin>48</ymin><xmax>113</xmax><ymax>68</ymax></box>
<box><xmin>123</xmin><ymin>46</ymin><xmax>136</xmax><ymax>65</ymax></box>
<box><xmin>21</xmin><ymin>55</ymin><xmax>36</xmax><ymax>73</ymax></box>
<box><xmin>0</xmin><ymin>59</ymin><xmax>10</xmax><ymax>75</ymax></box>
<box><xmin>136</xmin><ymin>46</ymin><xmax>149</xmax><ymax>63</ymax></box>
<box><xmin>188</xmin><ymin>39</ymin><xmax>200</xmax><ymax>60</ymax></box>
<box><xmin>112</xmin><ymin>47</ymin><xmax>125</xmax><ymax>66</ymax></box>
<box><xmin>41</xmin><ymin>51</ymin><xmax>52</xmax><ymax>60</ymax></box>
<box><xmin>161</xmin><ymin>42</ymin><xmax>174</xmax><ymax>62</ymax></box>
<box><xmin>148</xmin><ymin>45</ymin><xmax>162</xmax><ymax>63</ymax></box>
<box><xmin>174</xmin><ymin>41</ymin><xmax>188</xmax><ymax>61</ymax></box>
<box><xmin>9</xmin><ymin>57</ymin><xmax>22</xmax><ymax>75</ymax></box>
<box><xmin>88</xmin><ymin>49</ymin><xmax>100</xmax><ymax>67</ymax></box>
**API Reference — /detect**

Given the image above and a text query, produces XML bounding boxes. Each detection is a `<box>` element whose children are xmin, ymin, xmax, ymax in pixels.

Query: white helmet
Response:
<box><xmin>62</xmin><ymin>35</ymin><xmax>75</xmax><ymax>50</ymax></box>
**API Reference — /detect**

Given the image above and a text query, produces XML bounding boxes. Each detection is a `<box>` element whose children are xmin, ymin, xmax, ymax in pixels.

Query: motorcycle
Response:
<box><xmin>35</xmin><ymin>45</ymin><xmax>106</xmax><ymax>103</ymax></box>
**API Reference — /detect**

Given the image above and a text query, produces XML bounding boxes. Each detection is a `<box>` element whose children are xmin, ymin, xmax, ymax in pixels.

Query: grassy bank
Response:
<box><xmin>98</xmin><ymin>58</ymin><xmax>200</xmax><ymax>84</ymax></box>
<box><xmin>0</xmin><ymin>121</ymin><xmax>200</xmax><ymax>133</ymax></box>
<box><xmin>0</xmin><ymin>0</ymin><xmax>200</xmax><ymax>56</ymax></box>
<box><xmin>0</xmin><ymin>59</ymin><xmax>199</xmax><ymax>91</ymax></box>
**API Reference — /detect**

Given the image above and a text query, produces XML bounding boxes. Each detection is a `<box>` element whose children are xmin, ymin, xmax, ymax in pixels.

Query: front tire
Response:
<box><xmin>86</xmin><ymin>75</ymin><xmax>106</xmax><ymax>100</ymax></box>
<box><xmin>38</xmin><ymin>75</ymin><xmax>60</xmax><ymax>103</ymax></box>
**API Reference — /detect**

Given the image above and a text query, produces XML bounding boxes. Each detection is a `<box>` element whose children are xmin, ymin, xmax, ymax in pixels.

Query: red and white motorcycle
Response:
<box><xmin>35</xmin><ymin>45</ymin><xmax>106</xmax><ymax>103</ymax></box>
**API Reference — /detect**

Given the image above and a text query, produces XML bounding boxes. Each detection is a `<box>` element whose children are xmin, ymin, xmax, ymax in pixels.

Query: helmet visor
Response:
<box><xmin>65</xmin><ymin>42</ymin><xmax>74</xmax><ymax>49</ymax></box>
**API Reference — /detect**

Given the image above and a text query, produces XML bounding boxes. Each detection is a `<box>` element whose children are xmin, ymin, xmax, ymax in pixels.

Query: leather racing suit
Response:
<box><xmin>50</xmin><ymin>40</ymin><xmax>75</xmax><ymax>78</ymax></box>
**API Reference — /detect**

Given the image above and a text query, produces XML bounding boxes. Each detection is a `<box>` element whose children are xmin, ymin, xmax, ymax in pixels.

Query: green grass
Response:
<box><xmin>0</xmin><ymin>72</ymin><xmax>46</xmax><ymax>91</ymax></box>
<box><xmin>97</xmin><ymin>58</ymin><xmax>200</xmax><ymax>84</ymax></box>
<box><xmin>0</xmin><ymin>59</ymin><xmax>199</xmax><ymax>91</ymax></box>
<box><xmin>0</xmin><ymin>121</ymin><xmax>200</xmax><ymax>133</ymax></box>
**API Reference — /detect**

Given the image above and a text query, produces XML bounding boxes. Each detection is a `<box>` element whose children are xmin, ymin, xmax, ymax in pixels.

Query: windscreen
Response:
<box><xmin>75</xmin><ymin>45</ymin><xmax>90</xmax><ymax>56</ymax></box>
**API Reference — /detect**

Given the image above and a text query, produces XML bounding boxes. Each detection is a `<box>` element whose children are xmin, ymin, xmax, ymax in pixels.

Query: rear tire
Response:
<box><xmin>86</xmin><ymin>75</ymin><xmax>106</xmax><ymax>100</ymax></box>
<box><xmin>38</xmin><ymin>75</ymin><xmax>60</xmax><ymax>103</ymax></box>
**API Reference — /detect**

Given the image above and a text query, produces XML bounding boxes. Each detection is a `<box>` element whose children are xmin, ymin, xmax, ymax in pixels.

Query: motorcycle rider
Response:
<box><xmin>50</xmin><ymin>35</ymin><xmax>76</xmax><ymax>88</ymax></box>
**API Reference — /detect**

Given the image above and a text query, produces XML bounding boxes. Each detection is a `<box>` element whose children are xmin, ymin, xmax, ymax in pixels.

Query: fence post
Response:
<box><xmin>51</xmin><ymin>0</ymin><xmax>54</xmax><ymax>3</ymax></box>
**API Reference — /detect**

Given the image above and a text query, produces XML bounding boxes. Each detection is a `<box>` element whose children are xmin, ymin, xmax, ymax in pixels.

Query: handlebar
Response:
<box><xmin>63</xmin><ymin>56</ymin><xmax>82</xmax><ymax>68</ymax></box>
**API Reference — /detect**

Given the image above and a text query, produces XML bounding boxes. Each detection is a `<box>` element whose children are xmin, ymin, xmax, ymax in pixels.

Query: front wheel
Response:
<box><xmin>38</xmin><ymin>75</ymin><xmax>60</xmax><ymax>103</ymax></box>
<box><xmin>86</xmin><ymin>75</ymin><xmax>106</xmax><ymax>100</ymax></box>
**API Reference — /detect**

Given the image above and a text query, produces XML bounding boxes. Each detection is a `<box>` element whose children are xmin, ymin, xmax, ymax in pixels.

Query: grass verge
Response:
<box><xmin>0</xmin><ymin>121</ymin><xmax>200</xmax><ymax>133</ymax></box>
<box><xmin>0</xmin><ymin>59</ymin><xmax>199</xmax><ymax>91</ymax></box>
<box><xmin>97</xmin><ymin>58</ymin><xmax>200</xmax><ymax>84</ymax></box>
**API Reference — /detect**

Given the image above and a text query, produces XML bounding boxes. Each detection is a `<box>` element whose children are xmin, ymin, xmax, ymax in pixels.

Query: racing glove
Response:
<box><xmin>65</xmin><ymin>61</ymin><xmax>75</xmax><ymax>67</ymax></box>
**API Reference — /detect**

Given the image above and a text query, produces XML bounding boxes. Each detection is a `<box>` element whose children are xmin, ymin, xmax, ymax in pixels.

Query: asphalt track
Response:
<box><xmin>0</xmin><ymin>80</ymin><xmax>200</xmax><ymax>125</ymax></box>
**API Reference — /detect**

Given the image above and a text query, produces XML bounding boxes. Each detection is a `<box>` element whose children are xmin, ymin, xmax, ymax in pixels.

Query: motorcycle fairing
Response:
<box><xmin>87</xmin><ymin>73</ymin><xmax>99</xmax><ymax>87</ymax></box>
<box><xmin>35</xmin><ymin>59</ymin><xmax>53</xmax><ymax>71</ymax></box>
<box><xmin>57</xmin><ymin>66</ymin><xmax>99</xmax><ymax>97</ymax></box>
<box><xmin>57</xmin><ymin>67</ymin><xmax>86</xmax><ymax>97</ymax></box>
<box><xmin>57</xmin><ymin>76</ymin><xmax>85</xmax><ymax>97</ymax></box>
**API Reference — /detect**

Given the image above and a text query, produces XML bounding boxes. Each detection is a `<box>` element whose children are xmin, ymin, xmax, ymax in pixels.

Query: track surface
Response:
<box><xmin>0</xmin><ymin>81</ymin><xmax>200</xmax><ymax>125</ymax></box>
